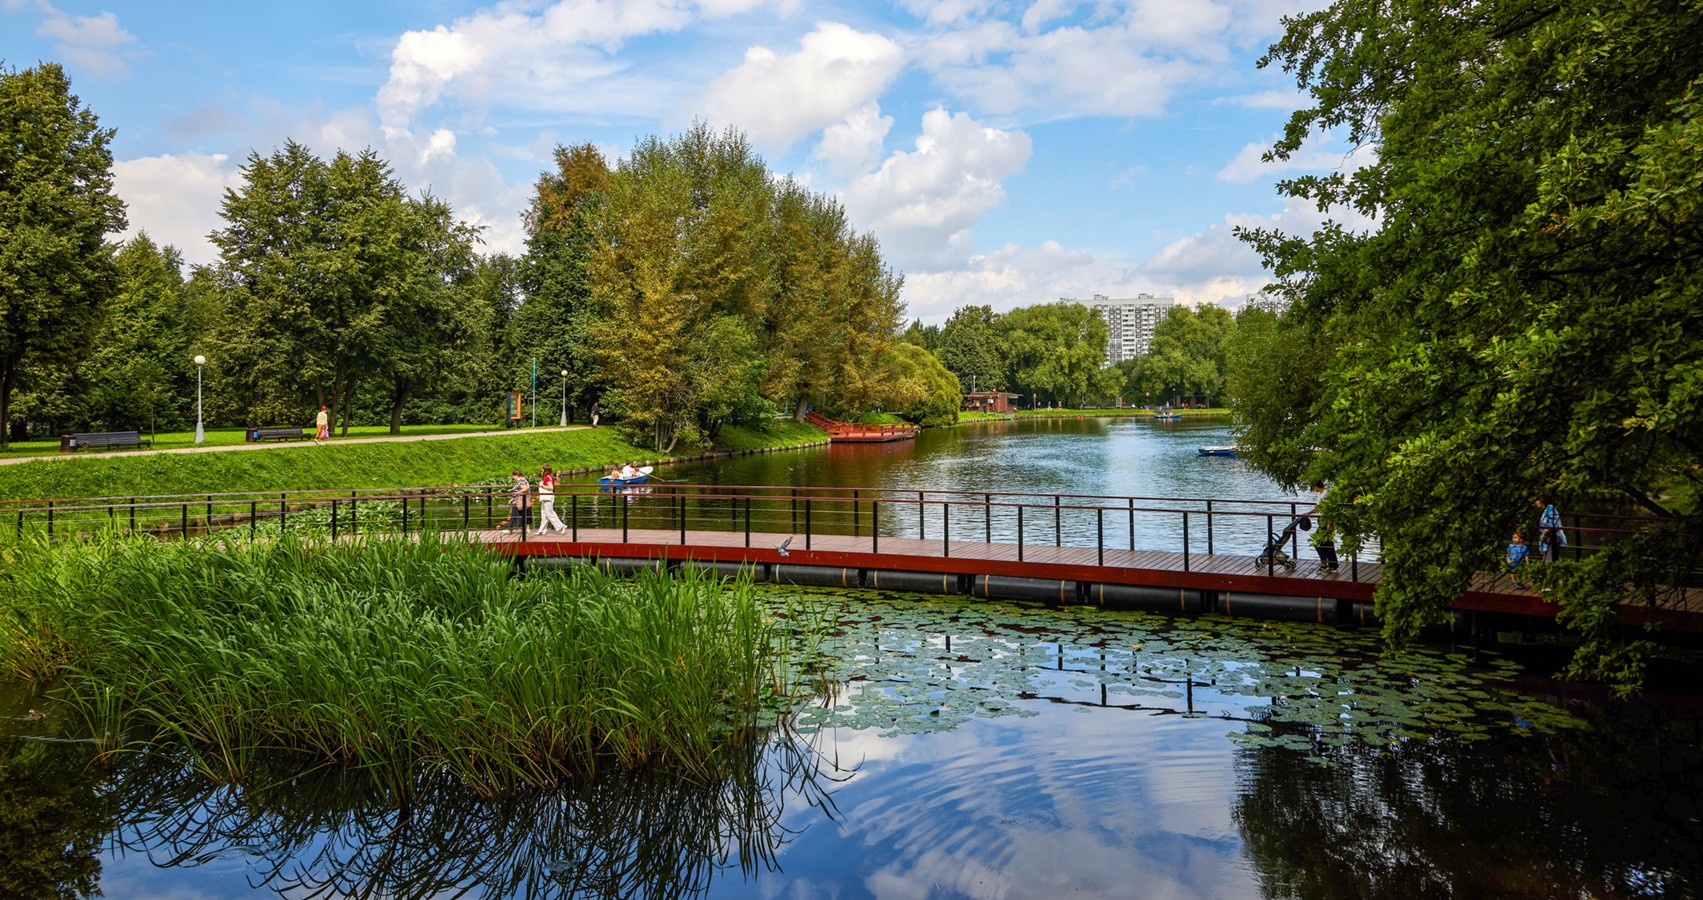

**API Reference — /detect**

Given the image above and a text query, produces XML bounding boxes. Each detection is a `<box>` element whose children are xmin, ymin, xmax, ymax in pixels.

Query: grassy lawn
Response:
<box><xmin>0</xmin><ymin>421</ymin><xmax>828</xmax><ymax>501</ymax></box>
<box><xmin>0</xmin><ymin>423</ymin><xmax>504</xmax><ymax>460</ymax></box>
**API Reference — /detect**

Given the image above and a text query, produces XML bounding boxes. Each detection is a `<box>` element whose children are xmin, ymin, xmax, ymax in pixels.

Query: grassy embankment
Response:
<box><xmin>0</xmin><ymin>420</ymin><xmax>826</xmax><ymax>501</ymax></box>
<box><xmin>0</xmin><ymin>423</ymin><xmax>501</xmax><ymax>460</ymax></box>
<box><xmin>0</xmin><ymin>531</ymin><xmax>826</xmax><ymax>794</ymax></box>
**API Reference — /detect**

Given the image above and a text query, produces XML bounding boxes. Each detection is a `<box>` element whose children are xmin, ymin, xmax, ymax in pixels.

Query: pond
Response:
<box><xmin>4</xmin><ymin>418</ymin><xmax>1700</xmax><ymax>897</ymax></box>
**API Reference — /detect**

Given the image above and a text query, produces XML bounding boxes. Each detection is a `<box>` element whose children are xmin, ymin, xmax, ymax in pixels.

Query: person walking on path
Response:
<box><xmin>1535</xmin><ymin>496</ymin><xmax>1566</xmax><ymax>563</ymax></box>
<box><xmin>504</xmin><ymin>470</ymin><xmax>532</xmax><ymax>533</ymax></box>
<box><xmin>314</xmin><ymin>406</ymin><xmax>330</xmax><ymax>444</ymax></box>
<box><xmin>537</xmin><ymin>465</ymin><xmax>567</xmax><ymax>534</ymax></box>
<box><xmin>590</xmin><ymin>401</ymin><xmax>600</xmax><ymax>428</ymax></box>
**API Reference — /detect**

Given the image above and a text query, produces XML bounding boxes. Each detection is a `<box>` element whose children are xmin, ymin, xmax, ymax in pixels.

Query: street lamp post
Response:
<box><xmin>559</xmin><ymin>369</ymin><xmax>568</xmax><ymax>427</ymax></box>
<box><xmin>193</xmin><ymin>355</ymin><xmax>206</xmax><ymax>443</ymax></box>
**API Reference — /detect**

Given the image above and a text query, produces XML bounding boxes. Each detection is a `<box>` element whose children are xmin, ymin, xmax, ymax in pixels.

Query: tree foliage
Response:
<box><xmin>0</xmin><ymin>62</ymin><xmax>125</xmax><ymax>448</ymax></box>
<box><xmin>1241</xmin><ymin>0</ymin><xmax>1703</xmax><ymax>686</ymax></box>
<box><xmin>1121</xmin><ymin>305</ymin><xmax>1235</xmax><ymax>407</ymax></box>
<box><xmin>210</xmin><ymin>142</ymin><xmax>479</xmax><ymax>432</ymax></box>
<box><xmin>997</xmin><ymin>302</ymin><xmax>1109</xmax><ymax>407</ymax></box>
<box><xmin>880</xmin><ymin>342</ymin><xmax>962</xmax><ymax>427</ymax></box>
<box><xmin>585</xmin><ymin>124</ymin><xmax>901</xmax><ymax>451</ymax></box>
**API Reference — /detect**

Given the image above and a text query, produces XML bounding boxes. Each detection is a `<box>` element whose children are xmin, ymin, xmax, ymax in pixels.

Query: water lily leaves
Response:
<box><xmin>758</xmin><ymin>585</ymin><xmax>1586</xmax><ymax>748</ymax></box>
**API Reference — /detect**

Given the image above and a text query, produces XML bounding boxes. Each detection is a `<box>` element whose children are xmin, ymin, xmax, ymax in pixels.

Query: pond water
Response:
<box><xmin>5</xmin><ymin>417</ymin><xmax>1702</xmax><ymax>897</ymax></box>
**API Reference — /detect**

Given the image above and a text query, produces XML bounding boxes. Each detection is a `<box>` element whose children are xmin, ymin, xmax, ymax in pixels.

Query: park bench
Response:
<box><xmin>59</xmin><ymin>431</ymin><xmax>152</xmax><ymax>453</ymax></box>
<box><xmin>247</xmin><ymin>426</ymin><xmax>311</xmax><ymax>443</ymax></box>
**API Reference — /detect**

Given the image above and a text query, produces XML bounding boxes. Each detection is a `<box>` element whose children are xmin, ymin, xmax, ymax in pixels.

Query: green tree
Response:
<box><xmin>588</xmin><ymin>126</ymin><xmax>774</xmax><ymax>451</ymax></box>
<box><xmin>881</xmin><ymin>342</ymin><xmax>961</xmax><ymax>426</ymax></box>
<box><xmin>1224</xmin><ymin>305</ymin><xmax>1331</xmax><ymax>486</ymax></box>
<box><xmin>937</xmin><ymin>304</ymin><xmax>1004</xmax><ymax>392</ymax></box>
<box><xmin>513</xmin><ymin>143</ymin><xmax>611</xmax><ymax>425</ymax></box>
<box><xmin>998</xmin><ymin>302</ymin><xmax>1109</xmax><ymax>407</ymax></box>
<box><xmin>212</xmin><ymin>143</ymin><xmax>477</xmax><ymax>433</ymax></box>
<box><xmin>81</xmin><ymin>233</ymin><xmax>191</xmax><ymax>435</ymax></box>
<box><xmin>1124</xmin><ymin>305</ymin><xmax>1235</xmax><ymax>407</ymax></box>
<box><xmin>376</xmin><ymin>194</ymin><xmax>481</xmax><ymax>433</ymax></box>
<box><xmin>0</xmin><ymin>62</ymin><xmax>125</xmax><ymax>447</ymax></box>
<box><xmin>898</xmin><ymin>319</ymin><xmax>940</xmax><ymax>352</ymax></box>
<box><xmin>1242</xmin><ymin>0</ymin><xmax>1703</xmax><ymax>686</ymax></box>
<box><xmin>763</xmin><ymin>182</ymin><xmax>904</xmax><ymax>421</ymax></box>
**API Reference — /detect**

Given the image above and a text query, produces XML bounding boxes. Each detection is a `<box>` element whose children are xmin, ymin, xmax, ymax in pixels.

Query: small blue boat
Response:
<box><xmin>1198</xmin><ymin>445</ymin><xmax>1238</xmax><ymax>457</ymax></box>
<box><xmin>1153</xmin><ymin>412</ymin><xmax>1183</xmax><ymax>422</ymax></box>
<box><xmin>597</xmin><ymin>465</ymin><xmax>653</xmax><ymax>488</ymax></box>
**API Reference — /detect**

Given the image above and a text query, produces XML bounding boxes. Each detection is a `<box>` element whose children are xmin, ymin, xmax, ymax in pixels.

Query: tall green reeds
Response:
<box><xmin>0</xmin><ymin>530</ymin><xmax>814</xmax><ymax>795</ymax></box>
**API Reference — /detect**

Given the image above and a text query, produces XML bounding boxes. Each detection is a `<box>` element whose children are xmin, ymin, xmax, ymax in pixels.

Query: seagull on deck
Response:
<box><xmin>776</xmin><ymin>537</ymin><xmax>792</xmax><ymax>558</ymax></box>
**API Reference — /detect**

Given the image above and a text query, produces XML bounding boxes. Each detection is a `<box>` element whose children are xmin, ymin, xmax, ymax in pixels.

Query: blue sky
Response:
<box><xmin>2</xmin><ymin>0</ymin><xmax>1372</xmax><ymax>323</ymax></box>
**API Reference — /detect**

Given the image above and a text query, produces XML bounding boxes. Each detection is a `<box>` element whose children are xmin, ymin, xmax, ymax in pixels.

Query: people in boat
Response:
<box><xmin>618</xmin><ymin>462</ymin><xmax>639</xmax><ymax>479</ymax></box>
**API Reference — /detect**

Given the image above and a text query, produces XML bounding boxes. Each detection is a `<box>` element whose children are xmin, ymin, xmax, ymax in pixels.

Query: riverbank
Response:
<box><xmin>958</xmin><ymin>407</ymin><xmax>1228</xmax><ymax>423</ymax></box>
<box><xmin>0</xmin><ymin>421</ymin><xmax>828</xmax><ymax>501</ymax></box>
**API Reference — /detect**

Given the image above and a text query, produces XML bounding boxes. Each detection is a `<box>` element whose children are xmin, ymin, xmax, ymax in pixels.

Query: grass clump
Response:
<box><xmin>0</xmin><ymin>530</ymin><xmax>817</xmax><ymax>795</ymax></box>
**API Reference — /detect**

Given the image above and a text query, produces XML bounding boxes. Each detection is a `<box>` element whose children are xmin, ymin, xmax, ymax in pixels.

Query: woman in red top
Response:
<box><xmin>537</xmin><ymin>464</ymin><xmax>567</xmax><ymax>534</ymax></box>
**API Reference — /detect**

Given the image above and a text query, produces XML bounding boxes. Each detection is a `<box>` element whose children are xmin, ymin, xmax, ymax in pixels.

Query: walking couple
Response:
<box><xmin>505</xmin><ymin>465</ymin><xmax>568</xmax><ymax>534</ymax></box>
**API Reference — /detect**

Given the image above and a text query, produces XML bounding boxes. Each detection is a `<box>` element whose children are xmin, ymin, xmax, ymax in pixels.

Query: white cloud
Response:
<box><xmin>377</xmin><ymin>0</ymin><xmax>783</xmax><ymax>127</ymax></box>
<box><xmin>911</xmin><ymin>0</ymin><xmax>1337</xmax><ymax>122</ymax></box>
<box><xmin>1217</xmin><ymin>133</ymin><xmax>1377</xmax><ymax>183</ymax></box>
<box><xmin>898</xmin><ymin>196</ymin><xmax>1378</xmax><ymax>322</ymax></box>
<box><xmin>112</xmin><ymin>153</ymin><xmax>244</xmax><ymax>262</ymax></box>
<box><xmin>700</xmin><ymin>22</ymin><xmax>905</xmax><ymax>153</ymax></box>
<box><xmin>895</xmin><ymin>0</ymin><xmax>1000</xmax><ymax>27</ymax></box>
<box><xmin>36</xmin><ymin>9</ymin><xmax>134</xmax><ymax>76</ymax></box>
<box><xmin>842</xmin><ymin>108</ymin><xmax>1032</xmax><ymax>273</ymax></box>
<box><xmin>814</xmin><ymin>102</ymin><xmax>894</xmax><ymax>177</ymax></box>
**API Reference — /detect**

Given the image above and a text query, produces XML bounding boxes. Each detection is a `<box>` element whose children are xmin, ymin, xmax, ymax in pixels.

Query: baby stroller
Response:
<box><xmin>1257</xmin><ymin>514</ymin><xmax>1312</xmax><ymax>572</ymax></box>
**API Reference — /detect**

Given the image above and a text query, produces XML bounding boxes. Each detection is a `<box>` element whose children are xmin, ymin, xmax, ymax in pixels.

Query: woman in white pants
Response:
<box><xmin>537</xmin><ymin>465</ymin><xmax>568</xmax><ymax>534</ymax></box>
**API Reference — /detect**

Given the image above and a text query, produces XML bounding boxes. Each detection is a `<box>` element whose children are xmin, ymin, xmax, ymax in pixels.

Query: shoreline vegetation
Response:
<box><xmin>0</xmin><ymin>531</ymin><xmax>827</xmax><ymax>796</ymax></box>
<box><xmin>0</xmin><ymin>411</ymin><xmax>1227</xmax><ymax>502</ymax></box>
<box><xmin>0</xmin><ymin>420</ymin><xmax>829</xmax><ymax>502</ymax></box>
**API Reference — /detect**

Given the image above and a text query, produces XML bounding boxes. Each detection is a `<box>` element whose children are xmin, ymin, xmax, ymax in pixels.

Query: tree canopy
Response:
<box><xmin>0</xmin><ymin>62</ymin><xmax>125</xmax><ymax>448</ymax></box>
<box><xmin>1239</xmin><ymin>0</ymin><xmax>1703</xmax><ymax>686</ymax></box>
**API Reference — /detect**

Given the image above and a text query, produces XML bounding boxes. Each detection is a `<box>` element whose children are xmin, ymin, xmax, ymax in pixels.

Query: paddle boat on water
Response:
<box><xmin>1198</xmin><ymin>445</ymin><xmax>1238</xmax><ymax>457</ymax></box>
<box><xmin>598</xmin><ymin>465</ymin><xmax>653</xmax><ymax>488</ymax></box>
<box><xmin>1152</xmin><ymin>412</ymin><xmax>1183</xmax><ymax>422</ymax></box>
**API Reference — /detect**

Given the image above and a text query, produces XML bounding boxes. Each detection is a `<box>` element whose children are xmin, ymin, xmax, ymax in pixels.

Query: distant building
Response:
<box><xmin>1077</xmin><ymin>293</ymin><xmax>1175</xmax><ymax>366</ymax></box>
<box><xmin>964</xmin><ymin>391</ymin><xmax>1021</xmax><ymax>414</ymax></box>
<box><xmin>1244</xmin><ymin>290</ymin><xmax>1290</xmax><ymax>316</ymax></box>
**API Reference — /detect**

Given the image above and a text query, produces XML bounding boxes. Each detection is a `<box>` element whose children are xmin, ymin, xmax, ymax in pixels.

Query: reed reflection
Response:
<box><xmin>0</xmin><ymin>729</ymin><xmax>843</xmax><ymax>899</ymax></box>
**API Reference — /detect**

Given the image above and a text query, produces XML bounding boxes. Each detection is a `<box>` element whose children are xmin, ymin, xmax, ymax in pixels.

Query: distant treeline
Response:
<box><xmin>902</xmin><ymin>301</ymin><xmax>1269</xmax><ymax>409</ymax></box>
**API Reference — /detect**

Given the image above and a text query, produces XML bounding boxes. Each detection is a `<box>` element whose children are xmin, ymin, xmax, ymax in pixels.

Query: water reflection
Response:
<box><xmin>1233</xmin><ymin>707</ymin><xmax>1703</xmax><ymax>897</ymax></box>
<box><xmin>0</xmin><ymin>727</ymin><xmax>840</xmax><ymax>899</ymax></box>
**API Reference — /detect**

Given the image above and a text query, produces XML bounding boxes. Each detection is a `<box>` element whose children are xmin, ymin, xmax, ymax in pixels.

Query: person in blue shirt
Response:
<box><xmin>1506</xmin><ymin>532</ymin><xmax>1530</xmax><ymax>587</ymax></box>
<box><xmin>1534</xmin><ymin>496</ymin><xmax>1566</xmax><ymax>562</ymax></box>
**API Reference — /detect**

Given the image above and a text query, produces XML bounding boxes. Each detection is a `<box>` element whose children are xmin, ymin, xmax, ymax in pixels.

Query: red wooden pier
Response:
<box><xmin>803</xmin><ymin>410</ymin><xmax>918</xmax><ymax>443</ymax></box>
<box><xmin>11</xmin><ymin>483</ymin><xmax>1691</xmax><ymax>634</ymax></box>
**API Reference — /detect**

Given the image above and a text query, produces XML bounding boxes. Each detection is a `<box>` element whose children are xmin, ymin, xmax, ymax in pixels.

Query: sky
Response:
<box><xmin>1</xmin><ymin>0</ymin><xmax>1374</xmax><ymax>324</ymax></box>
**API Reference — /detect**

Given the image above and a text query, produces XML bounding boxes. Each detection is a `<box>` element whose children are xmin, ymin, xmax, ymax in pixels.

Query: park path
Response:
<box><xmin>0</xmin><ymin>426</ymin><xmax>591</xmax><ymax>467</ymax></box>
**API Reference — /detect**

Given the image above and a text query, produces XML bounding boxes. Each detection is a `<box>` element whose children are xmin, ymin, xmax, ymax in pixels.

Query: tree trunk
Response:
<box><xmin>0</xmin><ymin>351</ymin><xmax>13</xmax><ymax>451</ymax></box>
<box><xmin>389</xmin><ymin>376</ymin><xmax>410</xmax><ymax>434</ymax></box>
<box><xmin>794</xmin><ymin>397</ymin><xmax>808</xmax><ymax>422</ymax></box>
<box><xmin>341</xmin><ymin>376</ymin><xmax>356</xmax><ymax>437</ymax></box>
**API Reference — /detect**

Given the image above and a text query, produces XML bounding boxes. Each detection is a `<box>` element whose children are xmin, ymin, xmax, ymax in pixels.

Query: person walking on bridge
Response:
<box><xmin>537</xmin><ymin>465</ymin><xmax>567</xmax><ymax>534</ymax></box>
<box><xmin>1535</xmin><ymin>496</ymin><xmax>1566</xmax><ymax>563</ymax></box>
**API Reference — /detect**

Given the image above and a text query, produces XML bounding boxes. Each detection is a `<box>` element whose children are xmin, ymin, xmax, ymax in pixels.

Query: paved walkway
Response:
<box><xmin>0</xmin><ymin>426</ymin><xmax>591</xmax><ymax>466</ymax></box>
